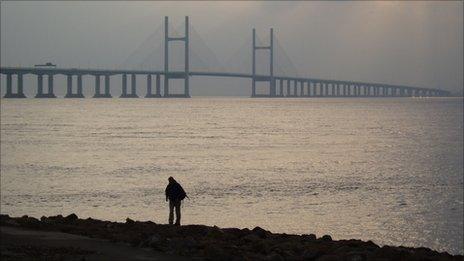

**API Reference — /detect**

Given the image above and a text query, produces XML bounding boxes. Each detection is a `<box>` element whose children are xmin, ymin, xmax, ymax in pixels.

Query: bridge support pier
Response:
<box><xmin>307</xmin><ymin>81</ymin><xmax>311</xmax><ymax>97</ymax></box>
<box><xmin>120</xmin><ymin>74</ymin><xmax>138</xmax><ymax>98</ymax></box>
<box><xmin>3</xmin><ymin>73</ymin><xmax>26</xmax><ymax>98</ymax></box>
<box><xmin>104</xmin><ymin>75</ymin><xmax>112</xmax><ymax>97</ymax></box>
<box><xmin>299</xmin><ymin>81</ymin><xmax>304</xmax><ymax>97</ymax></box>
<box><xmin>279</xmin><ymin>79</ymin><xmax>284</xmax><ymax>97</ymax></box>
<box><xmin>35</xmin><ymin>74</ymin><xmax>56</xmax><ymax>98</ymax></box>
<box><xmin>293</xmin><ymin>80</ymin><xmax>298</xmax><ymax>97</ymax></box>
<box><xmin>65</xmin><ymin>75</ymin><xmax>85</xmax><ymax>98</ymax></box>
<box><xmin>93</xmin><ymin>75</ymin><xmax>111</xmax><ymax>98</ymax></box>
<box><xmin>145</xmin><ymin>74</ymin><xmax>162</xmax><ymax>98</ymax></box>
<box><xmin>285</xmin><ymin>79</ymin><xmax>290</xmax><ymax>97</ymax></box>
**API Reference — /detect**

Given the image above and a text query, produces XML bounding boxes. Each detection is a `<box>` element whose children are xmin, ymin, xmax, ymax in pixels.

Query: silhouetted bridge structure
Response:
<box><xmin>0</xmin><ymin>17</ymin><xmax>450</xmax><ymax>98</ymax></box>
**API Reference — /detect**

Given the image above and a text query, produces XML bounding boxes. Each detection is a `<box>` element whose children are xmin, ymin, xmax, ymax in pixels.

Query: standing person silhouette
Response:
<box><xmin>165</xmin><ymin>177</ymin><xmax>187</xmax><ymax>226</ymax></box>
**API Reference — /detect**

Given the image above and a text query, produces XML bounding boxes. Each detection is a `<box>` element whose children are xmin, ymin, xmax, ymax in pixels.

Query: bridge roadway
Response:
<box><xmin>0</xmin><ymin>66</ymin><xmax>451</xmax><ymax>98</ymax></box>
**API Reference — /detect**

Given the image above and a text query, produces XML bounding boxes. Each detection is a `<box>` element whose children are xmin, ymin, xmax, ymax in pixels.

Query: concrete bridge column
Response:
<box><xmin>77</xmin><ymin>75</ymin><xmax>84</xmax><ymax>97</ymax></box>
<box><xmin>156</xmin><ymin>74</ymin><xmax>161</xmax><ymax>97</ymax></box>
<box><xmin>36</xmin><ymin>74</ymin><xmax>43</xmax><ymax>97</ymax></box>
<box><xmin>251</xmin><ymin>78</ymin><xmax>256</xmax><ymax>97</ymax></box>
<box><xmin>293</xmin><ymin>80</ymin><xmax>298</xmax><ymax>97</ymax></box>
<box><xmin>4</xmin><ymin>73</ymin><xmax>26</xmax><ymax>98</ymax></box>
<box><xmin>331</xmin><ymin>83</ymin><xmax>335</xmax><ymax>97</ymax></box>
<box><xmin>3</xmin><ymin>74</ymin><xmax>13</xmax><ymax>97</ymax></box>
<box><xmin>279</xmin><ymin>79</ymin><xmax>284</xmax><ymax>96</ymax></box>
<box><xmin>307</xmin><ymin>81</ymin><xmax>311</xmax><ymax>97</ymax></box>
<box><xmin>342</xmin><ymin>84</ymin><xmax>346</xmax><ymax>96</ymax></box>
<box><xmin>104</xmin><ymin>75</ymin><xmax>111</xmax><ymax>98</ymax></box>
<box><xmin>145</xmin><ymin>74</ymin><xmax>160</xmax><ymax>98</ymax></box>
<box><xmin>146</xmin><ymin>74</ymin><xmax>152</xmax><ymax>97</ymax></box>
<box><xmin>34</xmin><ymin>74</ymin><xmax>55</xmax><ymax>98</ymax></box>
<box><xmin>300</xmin><ymin>81</ymin><xmax>304</xmax><ymax>96</ymax></box>
<box><xmin>95</xmin><ymin>75</ymin><xmax>101</xmax><ymax>96</ymax></box>
<box><xmin>17</xmin><ymin>73</ymin><xmax>25</xmax><ymax>97</ymax></box>
<box><xmin>131</xmin><ymin>74</ymin><xmax>137</xmax><ymax>97</ymax></box>
<box><xmin>286</xmin><ymin>79</ymin><xmax>290</xmax><ymax>97</ymax></box>
<box><xmin>121</xmin><ymin>74</ymin><xmax>127</xmax><ymax>97</ymax></box>
<box><xmin>270</xmin><ymin>79</ymin><xmax>276</xmax><ymax>97</ymax></box>
<box><xmin>65</xmin><ymin>75</ymin><xmax>73</xmax><ymax>97</ymax></box>
<box><xmin>94</xmin><ymin>75</ymin><xmax>101</xmax><ymax>97</ymax></box>
<box><xmin>319</xmin><ymin>83</ymin><xmax>323</xmax><ymax>97</ymax></box>
<box><xmin>324</xmin><ymin>83</ymin><xmax>328</xmax><ymax>97</ymax></box>
<box><xmin>48</xmin><ymin>74</ymin><xmax>56</xmax><ymax>98</ymax></box>
<box><xmin>336</xmin><ymin>84</ymin><xmax>340</xmax><ymax>97</ymax></box>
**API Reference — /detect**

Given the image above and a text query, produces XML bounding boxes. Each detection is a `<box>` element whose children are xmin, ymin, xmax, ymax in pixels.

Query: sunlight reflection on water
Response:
<box><xmin>1</xmin><ymin>97</ymin><xmax>463</xmax><ymax>254</ymax></box>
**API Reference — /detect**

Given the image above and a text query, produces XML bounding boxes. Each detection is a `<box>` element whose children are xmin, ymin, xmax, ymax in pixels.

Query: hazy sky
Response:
<box><xmin>1</xmin><ymin>1</ymin><xmax>463</xmax><ymax>96</ymax></box>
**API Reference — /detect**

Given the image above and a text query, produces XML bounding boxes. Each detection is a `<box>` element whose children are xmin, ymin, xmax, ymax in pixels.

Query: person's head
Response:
<box><xmin>168</xmin><ymin>176</ymin><xmax>175</xmax><ymax>184</ymax></box>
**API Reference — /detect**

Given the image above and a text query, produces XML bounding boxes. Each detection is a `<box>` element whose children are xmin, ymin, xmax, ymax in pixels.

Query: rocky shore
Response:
<box><xmin>1</xmin><ymin>214</ymin><xmax>462</xmax><ymax>261</ymax></box>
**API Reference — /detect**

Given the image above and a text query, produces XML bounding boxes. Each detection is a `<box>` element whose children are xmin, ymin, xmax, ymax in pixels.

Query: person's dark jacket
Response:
<box><xmin>165</xmin><ymin>182</ymin><xmax>187</xmax><ymax>202</ymax></box>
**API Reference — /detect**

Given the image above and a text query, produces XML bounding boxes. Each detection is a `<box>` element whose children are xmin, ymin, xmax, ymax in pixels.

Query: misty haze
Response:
<box><xmin>0</xmin><ymin>1</ymin><xmax>463</xmax><ymax>261</ymax></box>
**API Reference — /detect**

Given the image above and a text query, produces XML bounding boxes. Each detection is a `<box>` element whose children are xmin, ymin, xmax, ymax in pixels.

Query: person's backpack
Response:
<box><xmin>179</xmin><ymin>188</ymin><xmax>187</xmax><ymax>200</ymax></box>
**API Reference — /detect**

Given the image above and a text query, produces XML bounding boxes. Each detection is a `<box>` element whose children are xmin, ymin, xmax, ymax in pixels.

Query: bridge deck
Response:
<box><xmin>0</xmin><ymin>66</ymin><xmax>450</xmax><ymax>96</ymax></box>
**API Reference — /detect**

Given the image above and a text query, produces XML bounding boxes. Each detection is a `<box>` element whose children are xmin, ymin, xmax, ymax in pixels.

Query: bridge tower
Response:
<box><xmin>252</xmin><ymin>28</ymin><xmax>274</xmax><ymax>97</ymax></box>
<box><xmin>164</xmin><ymin>16</ymin><xmax>190</xmax><ymax>98</ymax></box>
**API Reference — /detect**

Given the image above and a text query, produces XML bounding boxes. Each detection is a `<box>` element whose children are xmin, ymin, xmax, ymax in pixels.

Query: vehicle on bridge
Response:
<box><xmin>34</xmin><ymin>62</ymin><xmax>57</xmax><ymax>67</ymax></box>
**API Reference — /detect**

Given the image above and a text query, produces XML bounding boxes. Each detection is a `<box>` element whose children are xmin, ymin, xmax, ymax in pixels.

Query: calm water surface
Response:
<box><xmin>1</xmin><ymin>97</ymin><xmax>463</xmax><ymax>254</ymax></box>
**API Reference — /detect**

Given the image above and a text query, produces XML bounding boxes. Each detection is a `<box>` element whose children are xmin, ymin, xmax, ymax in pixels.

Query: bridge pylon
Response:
<box><xmin>164</xmin><ymin>16</ymin><xmax>190</xmax><ymax>98</ymax></box>
<box><xmin>252</xmin><ymin>28</ymin><xmax>275</xmax><ymax>97</ymax></box>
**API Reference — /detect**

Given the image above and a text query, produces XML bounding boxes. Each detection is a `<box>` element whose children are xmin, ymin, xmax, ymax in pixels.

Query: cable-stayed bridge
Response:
<box><xmin>0</xmin><ymin>16</ymin><xmax>450</xmax><ymax>98</ymax></box>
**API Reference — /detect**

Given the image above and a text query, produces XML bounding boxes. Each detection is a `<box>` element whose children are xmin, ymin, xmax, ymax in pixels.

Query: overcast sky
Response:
<box><xmin>1</xmin><ymin>1</ymin><xmax>462</xmax><ymax>96</ymax></box>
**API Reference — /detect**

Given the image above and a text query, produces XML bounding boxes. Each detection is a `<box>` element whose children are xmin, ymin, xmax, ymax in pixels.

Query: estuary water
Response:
<box><xmin>1</xmin><ymin>97</ymin><xmax>463</xmax><ymax>254</ymax></box>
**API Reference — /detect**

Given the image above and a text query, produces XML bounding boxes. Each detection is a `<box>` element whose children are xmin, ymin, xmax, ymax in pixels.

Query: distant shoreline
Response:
<box><xmin>1</xmin><ymin>214</ymin><xmax>462</xmax><ymax>260</ymax></box>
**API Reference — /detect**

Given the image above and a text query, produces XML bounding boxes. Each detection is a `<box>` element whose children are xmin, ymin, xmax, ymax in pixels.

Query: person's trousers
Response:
<box><xmin>169</xmin><ymin>200</ymin><xmax>181</xmax><ymax>225</ymax></box>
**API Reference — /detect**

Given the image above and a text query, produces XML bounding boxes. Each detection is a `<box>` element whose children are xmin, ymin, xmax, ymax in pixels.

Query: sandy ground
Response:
<box><xmin>1</xmin><ymin>226</ymin><xmax>190</xmax><ymax>261</ymax></box>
